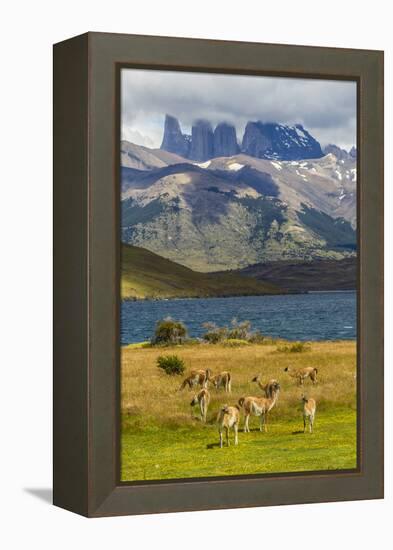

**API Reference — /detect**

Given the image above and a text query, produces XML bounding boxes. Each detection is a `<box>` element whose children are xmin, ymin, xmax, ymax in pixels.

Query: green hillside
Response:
<box><xmin>121</xmin><ymin>244</ymin><xmax>283</xmax><ymax>300</ymax></box>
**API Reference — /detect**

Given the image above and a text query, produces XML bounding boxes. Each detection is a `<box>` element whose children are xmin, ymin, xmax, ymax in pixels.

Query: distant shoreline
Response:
<box><xmin>121</xmin><ymin>288</ymin><xmax>356</xmax><ymax>302</ymax></box>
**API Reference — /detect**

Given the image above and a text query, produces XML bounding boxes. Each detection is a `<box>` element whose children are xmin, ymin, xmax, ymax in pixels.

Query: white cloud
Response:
<box><xmin>121</xmin><ymin>69</ymin><xmax>357</xmax><ymax>151</ymax></box>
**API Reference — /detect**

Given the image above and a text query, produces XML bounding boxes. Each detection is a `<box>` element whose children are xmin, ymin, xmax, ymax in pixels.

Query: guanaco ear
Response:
<box><xmin>284</xmin><ymin>367</ymin><xmax>288</xmax><ymax>372</ymax></box>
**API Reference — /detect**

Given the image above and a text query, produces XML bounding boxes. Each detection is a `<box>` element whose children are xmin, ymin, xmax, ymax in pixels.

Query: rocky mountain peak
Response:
<box><xmin>160</xmin><ymin>114</ymin><xmax>190</xmax><ymax>158</ymax></box>
<box><xmin>242</xmin><ymin>122</ymin><xmax>323</xmax><ymax>161</ymax></box>
<box><xmin>323</xmin><ymin>144</ymin><xmax>349</xmax><ymax>161</ymax></box>
<box><xmin>190</xmin><ymin>119</ymin><xmax>214</xmax><ymax>161</ymax></box>
<box><xmin>213</xmin><ymin>122</ymin><xmax>239</xmax><ymax>157</ymax></box>
<box><xmin>160</xmin><ymin>116</ymin><xmax>324</xmax><ymax>162</ymax></box>
<box><xmin>241</xmin><ymin>121</ymin><xmax>272</xmax><ymax>158</ymax></box>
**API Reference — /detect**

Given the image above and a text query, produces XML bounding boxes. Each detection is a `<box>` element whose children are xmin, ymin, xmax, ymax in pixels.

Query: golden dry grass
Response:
<box><xmin>121</xmin><ymin>341</ymin><xmax>357</xmax><ymax>480</ymax></box>
<box><xmin>121</xmin><ymin>340</ymin><xmax>356</xmax><ymax>429</ymax></box>
<box><xmin>121</xmin><ymin>340</ymin><xmax>357</xmax><ymax>480</ymax></box>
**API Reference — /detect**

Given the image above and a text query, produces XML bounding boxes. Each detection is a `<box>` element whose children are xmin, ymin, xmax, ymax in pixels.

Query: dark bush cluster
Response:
<box><xmin>156</xmin><ymin>354</ymin><xmax>185</xmax><ymax>375</ymax></box>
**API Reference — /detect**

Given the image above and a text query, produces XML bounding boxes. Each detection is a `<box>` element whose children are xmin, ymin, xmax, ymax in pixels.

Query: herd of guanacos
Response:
<box><xmin>179</xmin><ymin>366</ymin><xmax>318</xmax><ymax>448</ymax></box>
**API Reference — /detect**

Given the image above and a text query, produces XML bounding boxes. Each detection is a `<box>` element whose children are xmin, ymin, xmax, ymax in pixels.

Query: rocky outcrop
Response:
<box><xmin>213</xmin><ymin>122</ymin><xmax>239</xmax><ymax>157</ymax></box>
<box><xmin>323</xmin><ymin>144</ymin><xmax>350</xmax><ymax>161</ymax></box>
<box><xmin>189</xmin><ymin>120</ymin><xmax>214</xmax><ymax>161</ymax></box>
<box><xmin>242</xmin><ymin>122</ymin><xmax>323</xmax><ymax>160</ymax></box>
<box><xmin>160</xmin><ymin>115</ymin><xmax>325</xmax><ymax>162</ymax></box>
<box><xmin>160</xmin><ymin>114</ymin><xmax>190</xmax><ymax>157</ymax></box>
<box><xmin>349</xmin><ymin>146</ymin><xmax>357</xmax><ymax>159</ymax></box>
<box><xmin>241</xmin><ymin>122</ymin><xmax>272</xmax><ymax>158</ymax></box>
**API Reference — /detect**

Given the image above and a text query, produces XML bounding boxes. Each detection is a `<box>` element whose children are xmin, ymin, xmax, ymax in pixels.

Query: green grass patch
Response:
<box><xmin>121</xmin><ymin>407</ymin><xmax>357</xmax><ymax>481</ymax></box>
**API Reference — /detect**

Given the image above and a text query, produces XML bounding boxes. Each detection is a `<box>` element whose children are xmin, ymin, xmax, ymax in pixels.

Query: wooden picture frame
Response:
<box><xmin>53</xmin><ymin>32</ymin><xmax>384</xmax><ymax>517</ymax></box>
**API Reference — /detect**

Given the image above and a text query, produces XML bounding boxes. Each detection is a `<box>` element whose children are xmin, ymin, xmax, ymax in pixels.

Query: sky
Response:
<box><xmin>121</xmin><ymin>69</ymin><xmax>357</xmax><ymax>151</ymax></box>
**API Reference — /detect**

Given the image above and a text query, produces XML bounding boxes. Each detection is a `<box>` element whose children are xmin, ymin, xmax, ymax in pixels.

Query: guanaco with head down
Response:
<box><xmin>284</xmin><ymin>366</ymin><xmax>318</xmax><ymax>385</ymax></box>
<box><xmin>209</xmin><ymin>371</ymin><xmax>232</xmax><ymax>392</ymax></box>
<box><xmin>190</xmin><ymin>388</ymin><xmax>210</xmax><ymax>422</ymax></box>
<box><xmin>179</xmin><ymin>369</ymin><xmax>211</xmax><ymax>391</ymax></box>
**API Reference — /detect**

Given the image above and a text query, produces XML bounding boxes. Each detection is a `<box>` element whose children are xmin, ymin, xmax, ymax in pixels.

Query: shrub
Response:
<box><xmin>157</xmin><ymin>354</ymin><xmax>185</xmax><ymax>375</ymax></box>
<box><xmin>223</xmin><ymin>338</ymin><xmax>250</xmax><ymax>347</ymax></box>
<box><xmin>227</xmin><ymin>318</ymin><xmax>252</xmax><ymax>340</ymax></box>
<box><xmin>202</xmin><ymin>322</ymin><xmax>228</xmax><ymax>344</ymax></box>
<box><xmin>248</xmin><ymin>330</ymin><xmax>265</xmax><ymax>344</ymax></box>
<box><xmin>202</xmin><ymin>319</ymin><xmax>267</xmax><ymax>344</ymax></box>
<box><xmin>151</xmin><ymin>317</ymin><xmax>188</xmax><ymax>345</ymax></box>
<box><xmin>276</xmin><ymin>341</ymin><xmax>310</xmax><ymax>353</ymax></box>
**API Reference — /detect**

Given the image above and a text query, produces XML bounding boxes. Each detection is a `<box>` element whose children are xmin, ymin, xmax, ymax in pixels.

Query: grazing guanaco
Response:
<box><xmin>239</xmin><ymin>381</ymin><xmax>280</xmax><ymax>433</ymax></box>
<box><xmin>209</xmin><ymin>371</ymin><xmax>232</xmax><ymax>392</ymax></box>
<box><xmin>190</xmin><ymin>388</ymin><xmax>210</xmax><ymax>422</ymax></box>
<box><xmin>284</xmin><ymin>366</ymin><xmax>318</xmax><ymax>385</ymax></box>
<box><xmin>179</xmin><ymin>369</ymin><xmax>211</xmax><ymax>391</ymax></box>
<box><xmin>217</xmin><ymin>404</ymin><xmax>240</xmax><ymax>447</ymax></box>
<box><xmin>252</xmin><ymin>375</ymin><xmax>280</xmax><ymax>398</ymax></box>
<box><xmin>302</xmin><ymin>395</ymin><xmax>316</xmax><ymax>433</ymax></box>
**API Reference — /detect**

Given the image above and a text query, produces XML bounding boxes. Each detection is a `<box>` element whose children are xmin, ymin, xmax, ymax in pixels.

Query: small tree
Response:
<box><xmin>151</xmin><ymin>317</ymin><xmax>188</xmax><ymax>345</ymax></box>
<box><xmin>157</xmin><ymin>355</ymin><xmax>185</xmax><ymax>375</ymax></box>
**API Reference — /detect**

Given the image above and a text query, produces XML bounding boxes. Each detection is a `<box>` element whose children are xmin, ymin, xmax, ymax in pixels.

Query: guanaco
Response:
<box><xmin>252</xmin><ymin>375</ymin><xmax>280</xmax><ymax>398</ymax></box>
<box><xmin>284</xmin><ymin>366</ymin><xmax>318</xmax><ymax>385</ymax></box>
<box><xmin>302</xmin><ymin>395</ymin><xmax>316</xmax><ymax>433</ymax></box>
<box><xmin>217</xmin><ymin>404</ymin><xmax>240</xmax><ymax>447</ymax></box>
<box><xmin>190</xmin><ymin>388</ymin><xmax>210</xmax><ymax>422</ymax></box>
<box><xmin>209</xmin><ymin>371</ymin><xmax>232</xmax><ymax>392</ymax></box>
<box><xmin>179</xmin><ymin>369</ymin><xmax>211</xmax><ymax>390</ymax></box>
<box><xmin>239</xmin><ymin>381</ymin><xmax>280</xmax><ymax>433</ymax></box>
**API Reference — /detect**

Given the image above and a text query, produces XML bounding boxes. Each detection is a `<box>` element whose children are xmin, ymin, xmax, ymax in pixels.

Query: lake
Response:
<box><xmin>121</xmin><ymin>291</ymin><xmax>356</xmax><ymax>345</ymax></box>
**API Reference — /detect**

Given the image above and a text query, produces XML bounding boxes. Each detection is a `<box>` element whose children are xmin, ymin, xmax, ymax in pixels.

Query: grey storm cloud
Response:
<box><xmin>121</xmin><ymin>68</ymin><xmax>357</xmax><ymax>151</ymax></box>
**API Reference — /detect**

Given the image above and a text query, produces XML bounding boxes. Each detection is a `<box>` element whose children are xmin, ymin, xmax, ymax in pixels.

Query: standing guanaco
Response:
<box><xmin>284</xmin><ymin>366</ymin><xmax>318</xmax><ymax>385</ymax></box>
<box><xmin>209</xmin><ymin>371</ymin><xmax>231</xmax><ymax>392</ymax></box>
<box><xmin>179</xmin><ymin>369</ymin><xmax>211</xmax><ymax>390</ymax></box>
<box><xmin>302</xmin><ymin>395</ymin><xmax>316</xmax><ymax>433</ymax></box>
<box><xmin>252</xmin><ymin>375</ymin><xmax>280</xmax><ymax>398</ymax></box>
<box><xmin>217</xmin><ymin>404</ymin><xmax>240</xmax><ymax>447</ymax></box>
<box><xmin>239</xmin><ymin>381</ymin><xmax>280</xmax><ymax>433</ymax></box>
<box><xmin>190</xmin><ymin>388</ymin><xmax>210</xmax><ymax>422</ymax></box>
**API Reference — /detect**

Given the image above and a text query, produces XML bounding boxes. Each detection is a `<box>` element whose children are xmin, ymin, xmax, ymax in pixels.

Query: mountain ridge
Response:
<box><xmin>160</xmin><ymin>114</ymin><xmax>330</xmax><ymax>162</ymax></box>
<box><xmin>120</xmin><ymin>142</ymin><xmax>357</xmax><ymax>272</ymax></box>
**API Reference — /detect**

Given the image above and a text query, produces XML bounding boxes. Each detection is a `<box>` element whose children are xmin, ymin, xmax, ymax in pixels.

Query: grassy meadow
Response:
<box><xmin>121</xmin><ymin>340</ymin><xmax>357</xmax><ymax>481</ymax></box>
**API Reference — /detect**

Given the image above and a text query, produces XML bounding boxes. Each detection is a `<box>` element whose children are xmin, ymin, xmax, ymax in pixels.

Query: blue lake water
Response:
<box><xmin>121</xmin><ymin>291</ymin><xmax>356</xmax><ymax>345</ymax></box>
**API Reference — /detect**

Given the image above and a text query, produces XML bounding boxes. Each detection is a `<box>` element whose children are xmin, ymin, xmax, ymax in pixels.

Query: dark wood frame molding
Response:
<box><xmin>53</xmin><ymin>32</ymin><xmax>384</xmax><ymax>517</ymax></box>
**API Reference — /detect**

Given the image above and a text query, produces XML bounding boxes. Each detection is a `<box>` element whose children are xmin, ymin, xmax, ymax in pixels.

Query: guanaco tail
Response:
<box><xmin>190</xmin><ymin>388</ymin><xmax>210</xmax><ymax>422</ymax></box>
<box><xmin>238</xmin><ymin>381</ymin><xmax>280</xmax><ymax>433</ymax></box>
